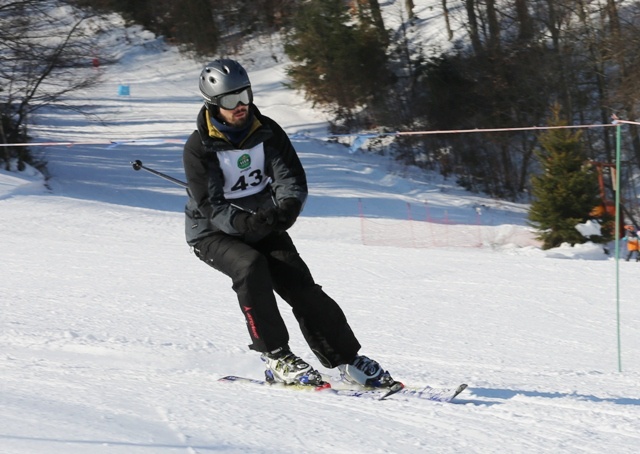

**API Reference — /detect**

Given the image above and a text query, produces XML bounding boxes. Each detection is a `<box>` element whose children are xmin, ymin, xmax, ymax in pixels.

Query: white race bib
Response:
<box><xmin>218</xmin><ymin>143</ymin><xmax>269</xmax><ymax>199</ymax></box>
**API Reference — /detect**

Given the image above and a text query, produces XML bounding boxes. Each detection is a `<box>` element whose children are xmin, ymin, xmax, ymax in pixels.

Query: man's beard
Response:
<box><xmin>227</xmin><ymin>108</ymin><xmax>249</xmax><ymax>128</ymax></box>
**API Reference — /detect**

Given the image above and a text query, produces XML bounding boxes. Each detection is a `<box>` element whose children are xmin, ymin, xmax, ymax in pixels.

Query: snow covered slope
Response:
<box><xmin>2</xmin><ymin>8</ymin><xmax>640</xmax><ymax>454</ymax></box>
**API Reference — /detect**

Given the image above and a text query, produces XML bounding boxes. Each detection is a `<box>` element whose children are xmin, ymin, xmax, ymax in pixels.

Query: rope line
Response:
<box><xmin>1</xmin><ymin>117</ymin><xmax>633</xmax><ymax>148</ymax></box>
<box><xmin>0</xmin><ymin>138</ymin><xmax>186</xmax><ymax>147</ymax></box>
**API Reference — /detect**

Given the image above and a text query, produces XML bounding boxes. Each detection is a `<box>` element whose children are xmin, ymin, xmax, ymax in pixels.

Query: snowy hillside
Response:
<box><xmin>2</xmin><ymin>4</ymin><xmax>640</xmax><ymax>453</ymax></box>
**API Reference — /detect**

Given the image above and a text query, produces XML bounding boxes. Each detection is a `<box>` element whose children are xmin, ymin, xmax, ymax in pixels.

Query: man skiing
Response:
<box><xmin>183</xmin><ymin>59</ymin><xmax>395</xmax><ymax>388</ymax></box>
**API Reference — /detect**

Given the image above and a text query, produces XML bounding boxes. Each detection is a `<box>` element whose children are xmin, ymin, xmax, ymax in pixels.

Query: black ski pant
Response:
<box><xmin>194</xmin><ymin>230</ymin><xmax>361</xmax><ymax>368</ymax></box>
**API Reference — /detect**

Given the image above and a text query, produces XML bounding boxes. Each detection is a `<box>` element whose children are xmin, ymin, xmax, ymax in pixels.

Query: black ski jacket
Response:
<box><xmin>183</xmin><ymin>105</ymin><xmax>308</xmax><ymax>246</ymax></box>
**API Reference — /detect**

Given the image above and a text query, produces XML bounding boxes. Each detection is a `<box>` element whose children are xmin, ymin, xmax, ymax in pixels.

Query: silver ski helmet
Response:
<box><xmin>199</xmin><ymin>59</ymin><xmax>252</xmax><ymax>109</ymax></box>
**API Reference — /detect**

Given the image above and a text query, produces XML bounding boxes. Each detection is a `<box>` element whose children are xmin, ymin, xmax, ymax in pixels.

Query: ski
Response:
<box><xmin>218</xmin><ymin>375</ymin><xmax>401</xmax><ymax>400</ymax></box>
<box><xmin>218</xmin><ymin>375</ymin><xmax>467</xmax><ymax>403</ymax></box>
<box><xmin>325</xmin><ymin>376</ymin><xmax>467</xmax><ymax>402</ymax></box>
<box><xmin>398</xmin><ymin>382</ymin><xmax>468</xmax><ymax>402</ymax></box>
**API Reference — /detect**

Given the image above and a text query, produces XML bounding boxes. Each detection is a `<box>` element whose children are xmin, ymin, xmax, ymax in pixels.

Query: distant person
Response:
<box><xmin>623</xmin><ymin>225</ymin><xmax>640</xmax><ymax>261</ymax></box>
<box><xmin>182</xmin><ymin>59</ymin><xmax>396</xmax><ymax>389</ymax></box>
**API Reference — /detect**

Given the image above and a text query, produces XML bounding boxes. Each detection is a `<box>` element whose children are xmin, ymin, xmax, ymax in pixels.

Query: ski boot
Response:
<box><xmin>261</xmin><ymin>347</ymin><xmax>327</xmax><ymax>388</ymax></box>
<box><xmin>338</xmin><ymin>354</ymin><xmax>403</xmax><ymax>396</ymax></box>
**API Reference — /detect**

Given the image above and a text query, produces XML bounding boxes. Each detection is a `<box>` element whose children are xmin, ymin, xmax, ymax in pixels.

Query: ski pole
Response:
<box><xmin>130</xmin><ymin>159</ymin><xmax>255</xmax><ymax>214</ymax></box>
<box><xmin>131</xmin><ymin>160</ymin><xmax>188</xmax><ymax>188</ymax></box>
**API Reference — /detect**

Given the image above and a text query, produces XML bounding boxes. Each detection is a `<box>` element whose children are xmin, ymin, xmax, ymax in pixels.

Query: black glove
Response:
<box><xmin>275</xmin><ymin>198</ymin><xmax>302</xmax><ymax>231</ymax></box>
<box><xmin>233</xmin><ymin>207</ymin><xmax>278</xmax><ymax>234</ymax></box>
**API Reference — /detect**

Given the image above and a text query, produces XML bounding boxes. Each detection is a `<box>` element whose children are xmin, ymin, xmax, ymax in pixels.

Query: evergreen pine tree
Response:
<box><xmin>528</xmin><ymin>111</ymin><xmax>606</xmax><ymax>249</ymax></box>
<box><xmin>283</xmin><ymin>0</ymin><xmax>391</xmax><ymax>125</ymax></box>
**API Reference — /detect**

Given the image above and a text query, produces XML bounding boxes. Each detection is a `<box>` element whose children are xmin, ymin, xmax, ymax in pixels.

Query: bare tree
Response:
<box><xmin>1</xmin><ymin>0</ymin><xmax>107</xmax><ymax>169</ymax></box>
<box><xmin>441</xmin><ymin>0</ymin><xmax>453</xmax><ymax>40</ymax></box>
<box><xmin>464</xmin><ymin>0</ymin><xmax>482</xmax><ymax>54</ymax></box>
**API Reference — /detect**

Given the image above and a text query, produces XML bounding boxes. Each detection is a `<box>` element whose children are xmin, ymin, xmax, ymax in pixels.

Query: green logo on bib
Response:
<box><xmin>237</xmin><ymin>154</ymin><xmax>251</xmax><ymax>169</ymax></box>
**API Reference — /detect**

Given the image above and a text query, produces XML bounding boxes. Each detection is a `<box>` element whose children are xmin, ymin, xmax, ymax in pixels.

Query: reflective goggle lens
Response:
<box><xmin>215</xmin><ymin>87</ymin><xmax>253</xmax><ymax>110</ymax></box>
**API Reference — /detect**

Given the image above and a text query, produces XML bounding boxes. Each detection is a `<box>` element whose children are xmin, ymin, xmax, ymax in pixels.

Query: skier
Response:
<box><xmin>623</xmin><ymin>225</ymin><xmax>640</xmax><ymax>261</ymax></box>
<box><xmin>182</xmin><ymin>59</ymin><xmax>396</xmax><ymax>388</ymax></box>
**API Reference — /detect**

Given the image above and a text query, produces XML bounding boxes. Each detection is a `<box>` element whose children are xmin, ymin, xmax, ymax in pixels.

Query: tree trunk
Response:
<box><xmin>486</xmin><ymin>0</ymin><xmax>500</xmax><ymax>52</ymax></box>
<box><xmin>465</xmin><ymin>0</ymin><xmax>482</xmax><ymax>55</ymax></box>
<box><xmin>364</xmin><ymin>0</ymin><xmax>388</xmax><ymax>45</ymax></box>
<box><xmin>405</xmin><ymin>0</ymin><xmax>415</xmax><ymax>19</ymax></box>
<box><xmin>514</xmin><ymin>0</ymin><xmax>533</xmax><ymax>42</ymax></box>
<box><xmin>442</xmin><ymin>0</ymin><xmax>453</xmax><ymax>40</ymax></box>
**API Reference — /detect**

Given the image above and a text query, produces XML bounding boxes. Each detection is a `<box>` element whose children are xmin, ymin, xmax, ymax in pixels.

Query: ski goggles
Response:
<box><xmin>213</xmin><ymin>87</ymin><xmax>253</xmax><ymax>110</ymax></box>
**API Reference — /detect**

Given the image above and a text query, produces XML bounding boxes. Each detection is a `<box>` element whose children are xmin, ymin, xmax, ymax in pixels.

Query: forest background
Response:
<box><xmin>2</xmin><ymin>0</ymin><xmax>640</xmax><ymax>212</ymax></box>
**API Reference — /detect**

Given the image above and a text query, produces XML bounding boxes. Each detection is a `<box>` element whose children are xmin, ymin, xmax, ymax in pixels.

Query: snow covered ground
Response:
<box><xmin>3</xmin><ymin>11</ymin><xmax>640</xmax><ymax>454</ymax></box>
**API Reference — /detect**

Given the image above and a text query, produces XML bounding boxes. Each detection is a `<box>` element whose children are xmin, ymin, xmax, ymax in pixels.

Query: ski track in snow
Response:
<box><xmin>3</xmin><ymin>3</ymin><xmax>640</xmax><ymax>453</ymax></box>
